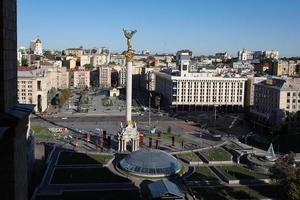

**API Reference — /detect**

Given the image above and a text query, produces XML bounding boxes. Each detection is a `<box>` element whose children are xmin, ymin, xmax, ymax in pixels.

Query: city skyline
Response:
<box><xmin>18</xmin><ymin>0</ymin><xmax>300</xmax><ymax>56</ymax></box>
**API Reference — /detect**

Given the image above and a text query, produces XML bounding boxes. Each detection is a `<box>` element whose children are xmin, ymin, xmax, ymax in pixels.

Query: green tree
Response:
<box><xmin>21</xmin><ymin>57</ymin><xmax>28</xmax><ymax>66</ymax></box>
<box><xmin>58</xmin><ymin>89</ymin><xmax>72</xmax><ymax>107</ymax></box>
<box><xmin>83</xmin><ymin>64</ymin><xmax>93</xmax><ymax>68</ymax></box>
<box><xmin>270</xmin><ymin>152</ymin><xmax>300</xmax><ymax>200</ymax></box>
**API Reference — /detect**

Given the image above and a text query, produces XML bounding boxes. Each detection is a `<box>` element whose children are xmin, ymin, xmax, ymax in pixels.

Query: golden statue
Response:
<box><xmin>123</xmin><ymin>29</ymin><xmax>137</xmax><ymax>62</ymax></box>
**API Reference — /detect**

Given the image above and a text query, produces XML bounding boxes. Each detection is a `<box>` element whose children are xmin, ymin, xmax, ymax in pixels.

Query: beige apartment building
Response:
<box><xmin>80</xmin><ymin>54</ymin><xmax>94</xmax><ymax>66</ymax></box>
<box><xmin>98</xmin><ymin>65</ymin><xmax>112</xmax><ymax>88</ymax></box>
<box><xmin>17</xmin><ymin>65</ymin><xmax>70</xmax><ymax>112</ymax></box>
<box><xmin>250</xmin><ymin>77</ymin><xmax>300</xmax><ymax>132</ymax></box>
<box><xmin>65</xmin><ymin>48</ymin><xmax>83</xmax><ymax>57</ymax></box>
<box><xmin>69</xmin><ymin>66</ymin><xmax>90</xmax><ymax>89</ymax></box>
<box><xmin>18</xmin><ymin>68</ymin><xmax>51</xmax><ymax>113</ymax></box>
<box><xmin>80</xmin><ymin>54</ymin><xmax>110</xmax><ymax>67</ymax></box>
<box><xmin>272</xmin><ymin>60</ymin><xmax>300</xmax><ymax>76</ymax></box>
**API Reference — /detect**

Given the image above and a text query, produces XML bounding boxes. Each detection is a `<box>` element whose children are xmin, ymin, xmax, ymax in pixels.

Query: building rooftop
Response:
<box><xmin>258</xmin><ymin>78</ymin><xmax>300</xmax><ymax>91</ymax></box>
<box><xmin>148</xmin><ymin>180</ymin><xmax>183</xmax><ymax>199</ymax></box>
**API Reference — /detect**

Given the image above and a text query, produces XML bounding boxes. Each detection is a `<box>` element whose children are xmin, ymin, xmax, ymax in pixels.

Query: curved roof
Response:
<box><xmin>119</xmin><ymin>149</ymin><xmax>182</xmax><ymax>177</ymax></box>
<box><xmin>35</xmin><ymin>38</ymin><xmax>42</xmax><ymax>43</ymax></box>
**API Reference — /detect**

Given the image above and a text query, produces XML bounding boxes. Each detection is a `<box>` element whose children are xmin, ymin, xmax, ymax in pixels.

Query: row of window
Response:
<box><xmin>173</xmin><ymin>95</ymin><xmax>243</xmax><ymax>103</ymax></box>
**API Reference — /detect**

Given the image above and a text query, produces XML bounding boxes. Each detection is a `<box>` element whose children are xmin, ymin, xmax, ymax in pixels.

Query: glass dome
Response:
<box><xmin>119</xmin><ymin>149</ymin><xmax>182</xmax><ymax>177</ymax></box>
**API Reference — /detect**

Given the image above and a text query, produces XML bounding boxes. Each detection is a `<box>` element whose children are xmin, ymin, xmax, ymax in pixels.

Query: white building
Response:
<box><xmin>238</xmin><ymin>49</ymin><xmax>279</xmax><ymax>61</ymax></box>
<box><xmin>91</xmin><ymin>54</ymin><xmax>110</xmax><ymax>66</ymax></box>
<box><xmin>110</xmin><ymin>54</ymin><xmax>126</xmax><ymax>66</ymax></box>
<box><xmin>155</xmin><ymin>71</ymin><xmax>247</xmax><ymax>111</ymax></box>
<box><xmin>155</xmin><ymin>52</ymin><xmax>247</xmax><ymax>111</ymax></box>
<box><xmin>29</xmin><ymin>36</ymin><xmax>43</xmax><ymax>56</ymax></box>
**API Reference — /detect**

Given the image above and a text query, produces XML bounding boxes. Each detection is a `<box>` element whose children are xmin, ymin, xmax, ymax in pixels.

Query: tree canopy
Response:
<box><xmin>270</xmin><ymin>152</ymin><xmax>300</xmax><ymax>200</ymax></box>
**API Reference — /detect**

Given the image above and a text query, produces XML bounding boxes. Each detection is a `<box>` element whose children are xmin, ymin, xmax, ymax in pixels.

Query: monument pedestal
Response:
<box><xmin>118</xmin><ymin>122</ymin><xmax>139</xmax><ymax>152</ymax></box>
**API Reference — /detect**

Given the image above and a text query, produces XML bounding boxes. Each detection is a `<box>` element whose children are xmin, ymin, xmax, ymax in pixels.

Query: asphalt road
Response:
<box><xmin>32</xmin><ymin>114</ymin><xmax>179</xmax><ymax>123</ymax></box>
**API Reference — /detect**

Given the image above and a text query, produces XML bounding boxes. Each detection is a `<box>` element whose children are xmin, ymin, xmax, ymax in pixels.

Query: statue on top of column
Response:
<box><xmin>123</xmin><ymin>29</ymin><xmax>137</xmax><ymax>62</ymax></box>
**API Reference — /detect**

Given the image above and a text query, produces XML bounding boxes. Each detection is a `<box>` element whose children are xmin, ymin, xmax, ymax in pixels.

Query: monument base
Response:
<box><xmin>118</xmin><ymin>122</ymin><xmax>139</xmax><ymax>152</ymax></box>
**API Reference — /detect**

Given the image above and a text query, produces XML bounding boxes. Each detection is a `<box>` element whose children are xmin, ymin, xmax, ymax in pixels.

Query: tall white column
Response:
<box><xmin>126</xmin><ymin>61</ymin><xmax>133</xmax><ymax>124</ymax></box>
<box><xmin>132</xmin><ymin>140</ymin><xmax>135</xmax><ymax>151</ymax></box>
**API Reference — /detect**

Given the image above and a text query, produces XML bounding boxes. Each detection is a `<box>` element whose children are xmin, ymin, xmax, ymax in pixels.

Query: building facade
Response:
<box><xmin>17</xmin><ymin>65</ymin><xmax>69</xmax><ymax>112</ymax></box>
<box><xmin>250</xmin><ymin>77</ymin><xmax>300</xmax><ymax>132</ymax></box>
<box><xmin>155</xmin><ymin>71</ymin><xmax>247</xmax><ymax>111</ymax></box>
<box><xmin>238</xmin><ymin>49</ymin><xmax>279</xmax><ymax>61</ymax></box>
<box><xmin>244</xmin><ymin>75</ymin><xmax>267</xmax><ymax>108</ymax></box>
<box><xmin>69</xmin><ymin>66</ymin><xmax>90</xmax><ymax>89</ymax></box>
<box><xmin>98</xmin><ymin>65</ymin><xmax>112</xmax><ymax>88</ymax></box>
<box><xmin>272</xmin><ymin>60</ymin><xmax>300</xmax><ymax>76</ymax></box>
<box><xmin>118</xmin><ymin>66</ymin><xmax>127</xmax><ymax>87</ymax></box>
<box><xmin>65</xmin><ymin>48</ymin><xmax>83</xmax><ymax>57</ymax></box>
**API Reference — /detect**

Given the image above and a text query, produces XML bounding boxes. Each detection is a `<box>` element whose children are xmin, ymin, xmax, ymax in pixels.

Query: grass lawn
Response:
<box><xmin>144</xmin><ymin>132</ymin><xmax>184</xmax><ymax>144</ymax></box>
<box><xmin>187</xmin><ymin>167</ymin><xmax>218</xmax><ymax>181</ymax></box>
<box><xmin>225</xmin><ymin>143</ymin><xmax>241</xmax><ymax>150</ymax></box>
<box><xmin>192</xmin><ymin>185</ymin><xmax>283</xmax><ymax>200</ymax></box>
<box><xmin>201</xmin><ymin>148</ymin><xmax>231</xmax><ymax>161</ymax></box>
<box><xmin>176</xmin><ymin>152</ymin><xmax>201</xmax><ymax>162</ymax></box>
<box><xmin>35</xmin><ymin>190</ymin><xmax>140</xmax><ymax>200</ymax></box>
<box><xmin>31</xmin><ymin>124</ymin><xmax>53</xmax><ymax>141</ymax></box>
<box><xmin>51</xmin><ymin>167</ymin><xmax>130</xmax><ymax>184</ymax></box>
<box><xmin>57</xmin><ymin>151</ymin><xmax>112</xmax><ymax>166</ymax></box>
<box><xmin>217</xmin><ymin>165</ymin><xmax>269</xmax><ymax>180</ymax></box>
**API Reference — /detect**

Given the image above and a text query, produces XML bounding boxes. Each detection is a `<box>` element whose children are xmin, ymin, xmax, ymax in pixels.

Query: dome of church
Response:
<box><xmin>35</xmin><ymin>38</ymin><xmax>41</xmax><ymax>43</ymax></box>
<box><xmin>119</xmin><ymin>149</ymin><xmax>182</xmax><ymax>178</ymax></box>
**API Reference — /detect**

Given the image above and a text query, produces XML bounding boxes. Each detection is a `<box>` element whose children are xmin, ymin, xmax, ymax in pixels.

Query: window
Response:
<box><xmin>287</xmin><ymin>92</ymin><xmax>290</xmax><ymax>97</ymax></box>
<box><xmin>37</xmin><ymin>81</ymin><xmax>41</xmax><ymax>91</ymax></box>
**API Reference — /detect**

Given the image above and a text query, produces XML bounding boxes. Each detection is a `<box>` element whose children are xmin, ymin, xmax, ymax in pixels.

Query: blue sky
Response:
<box><xmin>18</xmin><ymin>0</ymin><xmax>300</xmax><ymax>57</ymax></box>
